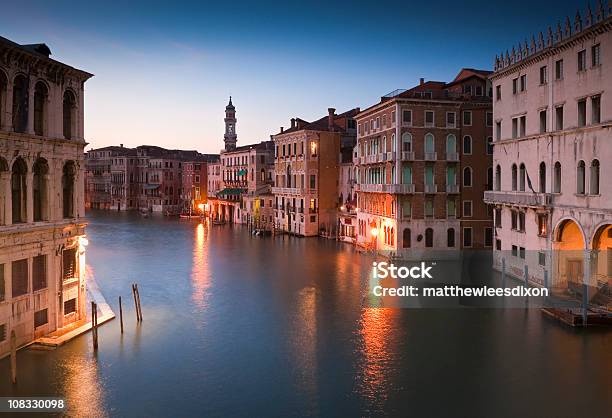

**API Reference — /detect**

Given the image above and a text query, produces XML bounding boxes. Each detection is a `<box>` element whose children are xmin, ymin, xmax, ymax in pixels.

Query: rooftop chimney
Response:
<box><xmin>291</xmin><ymin>118</ymin><xmax>296</xmax><ymax>128</ymax></box>
<box><xmin>120</xmin><ymin>143</ymin><xmax>124</xmax><ymax>148</ymax></box>
<box><xmin>328</xmin><ymin>108</ymin><xmax>335</xmax><ymax>131</ymax></box>
<box><xmin>280</xmin><ymin>126</ymin><xmax>284</xmax><ymax>133</ymax></box>
<box><xmin>420</xmin><ymin>78</ymin><xmax>425</xmax><ymax>85</ymax></box>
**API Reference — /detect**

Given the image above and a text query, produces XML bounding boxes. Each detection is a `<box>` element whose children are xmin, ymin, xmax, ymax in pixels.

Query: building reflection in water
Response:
<box><xmin>290</xmin><ymin>286</ymin><xmax>319</xmax><ymax>415</ymax></box>
<box><xmin>191</xmin><ymin>223</ymin><xmax>211</xmax><ymax>314</ymax></box>
<box><xmin>355</xmin><ymin>307</ymin><xmax>399</xmax><ymax>414</ymax></box>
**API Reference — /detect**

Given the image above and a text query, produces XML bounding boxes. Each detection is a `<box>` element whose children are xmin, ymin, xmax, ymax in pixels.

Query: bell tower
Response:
<box><xmin>224</xmin><ymin>96</ymin><xmax>237</xmax><ymax>151</ymax></box>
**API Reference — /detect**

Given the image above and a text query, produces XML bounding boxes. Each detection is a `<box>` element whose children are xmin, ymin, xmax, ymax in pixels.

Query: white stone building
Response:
<box><xmin>0</xmin><ymin>36</ymin><xmax>92</xmax><ymax>357</ymax></box>
<box><xmin>485</xmin><ymin>6</ymin><xmax>612</xmax><ymax>303</ymax></box>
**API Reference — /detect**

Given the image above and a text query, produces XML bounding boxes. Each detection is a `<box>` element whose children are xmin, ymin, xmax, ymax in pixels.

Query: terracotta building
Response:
<box><xmin>354</xmin><ymin>69</ymin><xmax>493</xmax><ymax>257</ymax></box>
<box><xmin>272</xmin><ymin>107</ymin><xmax>359</xmax><ymax>237</ymax></box>
<box><xmin>485</xmin><ymin>5</ymin><xmax>612</xmax><ymax>300</ymax></box>
<box><xmin>0</xmin><ymin>36</ymin><xmax>92</xmax><ymax>357</ymax></box>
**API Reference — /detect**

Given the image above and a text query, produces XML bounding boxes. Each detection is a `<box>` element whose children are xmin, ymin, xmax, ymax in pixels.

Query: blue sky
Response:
<box><xmin>1</xmin><ymin>0</ymin><xmax>582</xmax><ymax>153</ymax></box>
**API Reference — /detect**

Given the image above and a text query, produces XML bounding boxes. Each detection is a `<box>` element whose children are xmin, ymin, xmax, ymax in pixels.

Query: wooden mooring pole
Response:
<box><xmin>135</xmin><ymin>284</ymin><xmax>143</xmax><ymax>321</ymax></box>
<box><xmin>119</xmin><ymin>296</ymin><xmax>124</xmax><ymax>334</ymax></box>
<box><xmin>10</xmin><ymin>330</ymin><xmax>17</xmax><ymax>384</ymax></box>
<box><xmin>132</xmin><ymin>284</ymin><xmax>139</xmax><ymax>322</ymax></box>
<box><xmin>91</xmin><ymin>301</ymin><xmax>98</xmax><ymax>350</ymax></box>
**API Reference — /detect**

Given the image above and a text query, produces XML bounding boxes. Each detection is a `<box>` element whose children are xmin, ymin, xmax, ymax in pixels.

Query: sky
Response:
<box><xmin>1</xmin><ymin>0</ymin><xmax>583</xmax><ymax>153</ymax></box>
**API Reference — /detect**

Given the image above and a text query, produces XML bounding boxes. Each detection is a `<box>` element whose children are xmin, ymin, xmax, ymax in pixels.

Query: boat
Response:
<box><xmin>212</xmin><ymin>219</ymin><xmax>226</xmax><ymax>226</ymax></box>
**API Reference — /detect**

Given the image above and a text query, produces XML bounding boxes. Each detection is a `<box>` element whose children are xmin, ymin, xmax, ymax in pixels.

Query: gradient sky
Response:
<box><xmin>2</xmin><ymin>0</ymin><xmax>582</xmax><ymax>153</ymax></box>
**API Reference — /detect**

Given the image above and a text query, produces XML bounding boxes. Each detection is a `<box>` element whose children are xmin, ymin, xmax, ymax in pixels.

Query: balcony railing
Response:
<box><xmin>483</xmin><ymin>191</ymin><xmax>554</xmax><ymax>207</ymax></box>
<box><xmin>424</xmin><ymin>152</ymin><xmax>437</xmax><ymax>161</ymax></box>
<box><xmin>386</xmin><ymin>151</ymin><xmax>396</xmax><ymax>161</ymax></box>
<box><xmin>425</xmin><ymin>184</ymin><xmax>437</xmax><ymax>193</ymax></box>
<box><xmin>401</xmin><ymin>151</ymin><xmax>415</xmax><ymax>161</ymax></box>
<box><xmin>387</xmin><ymin>184</ymin><xmax>415</xmax><ymax>194</ymax></box>
<box><xmin>446</xmin><ymin>152</ymin><xmax>459</xmax><ymax>161</ymax></box>
<box><xmin>446</xmin><ymin>184</ymin><xmax>459</xmax><ymax>193</ymax></box>
<box><xmin>355</xmin><ymin>183</ymin><xmax>415</xmax><ymax>194</ymax></box>
<box><xmin>271</xmin><ymin>187</ymin><xmax>304</xmax><ymax>196</ymax></box>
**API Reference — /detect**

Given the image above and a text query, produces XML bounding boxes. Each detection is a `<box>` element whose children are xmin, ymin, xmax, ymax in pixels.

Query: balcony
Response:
<box><xmin>386</xmin><ymin>184</ymin><xmax>415</xmax><ymax>194</ymax></box>
<box><xmin>446</xmin><ymin>184</ymin><xmax>459</xmax><ymax>193</ymax></box>
<box><xmin>365</xmin><ymin>155</ymin><xmax>378</xmax><ymax>164</ymax></box>
<box><xmin>424</xmin><ymin>184</ymin><xmax>437</xmax><ymax>193</ymax></box>
<box><xmin>355</xmin><ymin>183</ymin><xmax>415</xmax><ymax>194</ymax></box>
<box><xmin>424</xmin><ymin>152</ymin><xmax>437</xmax><ymax>161</ymax></box>
<box><xmin>483</xmin><ymin>191</ymin><xmax>554</xmax><ymax>207</ymax></box>
<box><xmin>446</xmin><ymin>152</ymin><xmax>459</xmax><ymax>162</ymax></box>
<box><xmin>271</xmin><ymin>187</ymin><xmax>304</xmax><ymax>196</ymax></box>
<box><xmin>356</xmin><ymin>184</ymin><xmax>384</xmax><ymax>193</ymax></box>
<box><xmin>401</xmin><ymin>151</ymin><xmax>415</xmax><ymax>161</ymax></box>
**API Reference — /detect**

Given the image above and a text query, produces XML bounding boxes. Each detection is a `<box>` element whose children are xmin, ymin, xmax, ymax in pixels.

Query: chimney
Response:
<box><xmin>291</xmin><ymin>118</ymin><xmax>296</xmax><ymax>129</ymax></box>
<box><xmin>419</xmin><ymin>78</ymin><xmax>425</xmax><ymax>85</ymax></box>
<box><xmin>328</xmin><ymin>108</ymin><xmax>335</xmax><ymax>131</ymax></box>
<box><xmin>120</xmin><ymin>143</ymin><xmax>124</xmax><ymax>148</ymax></box>
<box><xmin>280</xmin><ymin>127</ymin><xmax>284</xmax><ymax>133</ymax></box>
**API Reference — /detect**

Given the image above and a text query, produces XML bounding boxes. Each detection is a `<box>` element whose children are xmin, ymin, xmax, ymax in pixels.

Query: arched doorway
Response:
<box><xmin>553</xmin><ymin>219</ymin><xmax>586</xmax><ymax>294</ymax></box>
<box><xmin>591</xmin><ymin>223</ymin><xmax>612</xmax><ymax>303</ymax></box>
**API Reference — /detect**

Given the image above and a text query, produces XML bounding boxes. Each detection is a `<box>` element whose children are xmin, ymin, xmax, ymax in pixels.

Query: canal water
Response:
<box><xmin>1</xmin><ymin>211</ymin><xmax>611</xmax><ymax>417</ymax></box>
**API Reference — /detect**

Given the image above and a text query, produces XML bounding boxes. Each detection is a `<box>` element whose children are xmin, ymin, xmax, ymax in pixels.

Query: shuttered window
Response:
<box><xmin>34</xmin><ymin>309</ymin><xmax>48</xmax><ymax>328</ymax></box>
<box><xmin>12</xmin><ymin>259</ymin><xmax>28</xmax><ymax>297</ymax></box>
<box><xmin>33</xmin><ymin>255</ymin><xmax>47</xmax><ymax>291</ymax></box>
<box><xmin>63</xmin><ymin>248</ymin><xmax>77</xmax><ymax>280</ymax></box>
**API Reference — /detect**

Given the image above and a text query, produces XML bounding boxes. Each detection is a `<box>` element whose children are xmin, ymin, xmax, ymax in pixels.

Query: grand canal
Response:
<box><xmin>1</xmin><ymin>211</ymin><xmax>611</xmax><ymax>417</ymax></box>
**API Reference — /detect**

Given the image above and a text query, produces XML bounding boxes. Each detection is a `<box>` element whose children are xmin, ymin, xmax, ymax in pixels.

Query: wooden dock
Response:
<box><xmin>541</xmin><ymin>308</ymin><xmax>612</xmax><ymax>327</ymax></box>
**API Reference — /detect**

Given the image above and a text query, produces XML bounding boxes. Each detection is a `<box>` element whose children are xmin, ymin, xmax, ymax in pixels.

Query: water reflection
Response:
<box><xmin>191</xmin><ymin>222</ymin><xmax>211</xmax><ymax>314</ymax></box>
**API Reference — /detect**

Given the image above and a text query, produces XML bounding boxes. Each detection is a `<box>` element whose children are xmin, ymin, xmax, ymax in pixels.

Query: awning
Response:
<box><xmin>217</xmin><ymin>188</ymin><xmax>246</xmax><ymax>196</ymax></box>
<box><xmin>143</xmin><ymin>184</ymin><xmax>160</xmax><ymax>190</ymax></box>
<box><xmin>237</xmin><ymin>169</ymin><xmax>248</xmax><ymax>176</ymax></box>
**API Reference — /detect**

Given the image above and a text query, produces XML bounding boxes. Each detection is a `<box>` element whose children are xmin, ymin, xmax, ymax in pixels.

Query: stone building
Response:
<box><xmin>182</xmin><ymin>154</ymin><xmax>219</xmax><ymax>214</ymax></box>
<box><xmin>354</xmin><ymin>69</ymin><xmax>493</xmax><ymax>257</ymax></box>
<box><xmin>485</xmin><ymin>5</ymin><xmax>612</xmax><ymax>301</ymax></box>
<box><xmin>0</xmin><ymin>36</ymin><xmax>92</xmax><ymax>357</ymax></box>
<box><xmin>272</xmin><ymin>108</ymin><xmax>359</xmax><ymax>237</ymax></box>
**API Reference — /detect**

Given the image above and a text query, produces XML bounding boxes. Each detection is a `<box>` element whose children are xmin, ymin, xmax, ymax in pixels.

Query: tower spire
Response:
<box><xmin>224</xmin><ymin>97</ymin><xmax>237</xmax><ymax>151</ymax></box>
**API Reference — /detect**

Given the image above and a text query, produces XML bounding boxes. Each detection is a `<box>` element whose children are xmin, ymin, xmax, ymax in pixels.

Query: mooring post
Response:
<box><xmin>132</xmin><ymin>284</ymin><xmax>139</xmax><ymax>322</ymax></box>
<box><xmin>91</xmin><ymin>301</ymin><xmax>98</xmax><ymax>350</ymax></box>
<box><xmin>119</xmin><ymin>296</ymin><xmax>124</xmax><ymax>334</ymax></box>
<box><xmin>135</xmin><ymin>284</ymin><xmax>143</xmax><ymax>321</ymax></box>
<box><xmin>10</xmin><ymin>330</ymin><xmax>16</xmax><ymax>384</ymax></box>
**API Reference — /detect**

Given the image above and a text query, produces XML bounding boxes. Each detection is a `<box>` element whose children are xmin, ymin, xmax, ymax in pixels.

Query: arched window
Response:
<box><xmin>511</xmin><ymin>164</ymin><xmax>517</xmax><ymax>191</ymax></box>
<box><xmin>447</xmin><ymin>228</ymin><xmax>455</xmax><ymax>247</ymax></box>
<box><xmin>495</xmin><ymin>165</ymin><xmax>501</xmax><ymax>191</ymax></box>
<box><xmin>260</xmin><ymin>168</ymin><xmax>265</xmax><ymax>181</ymax></box>
<box><xmin>11</xmin><ymin>158</ymin><xmax>27</xmax><ymax>223</ymax></box>
<box><xmin>390</xmin><ymin>228</ymin><xmax>394</xmax><ymax>246</ymax></box>
<box><xmin>425</xmin><ymin>228</ymin><xmax>433</xmax><ymax>247</ymax></box>
<box><xmin>554</xmin><ymin>162</ymin><xmax>561</xmax><ymax>193</ymax></box>
<box><xmin>539</xmin><ymin>162</ymin><xmax>546</xmax><ymax>193</ymax></box>
<box><xmin>446</xmin><ymin>134</ymin><xmax>456</xmax><ymax>156</ymax></box>
<box><xmin>12</xmin><ymin>75</ymin><xmax>28</xmax><ymax>133</ymax></box>
<box><xmin>463</xmin><ymin>167</ymin><xmax>472</xmax><ymax>187</ymax></box>
<box><xmin>0</xmin><ymin>71</ymin><xmax>7</xmax><ymax>129</ymax></box>
<box><xmin>519</xmin><ymin>163</ymin><xmax>526</xmax><ymax>191</ymax></box>
<box><xmin>402</xmin><ymin>133</ymin><xmax>412</xmax><ymax>152</ymax></box>
<box><xmin>62</xmin><ymin>161</ymin><xmax>76</xmax><ymax>218</ymax></box>
<box><xmin>0</xmin><ymin>157</ymin><xmax>8</xmax><ymax>225</ymax></box>
<box><xmin>577</xmin><ymin>160</ymin><xmax>585</xmax><ymax>194</ymax></box>
<box><xmin>462</xmin><ymin>135</ymin><xmax>472</xmax><ymax>154</ymax></box>
<box><xmin>33</xmin><ymin>159</ymin><xmax>49</xmax><ymax>222</ymax></box>
<box><xmin>590</xmin><ymin>159</ymin><xmax>599</xmax><ymax>195</ymax></box>
<box><xmin>391</xmin><ymin>133</ymin><xmax>396</xmax><ymax>152</ymax></box>
<box><xmin>286</xmin><ymin>164</ymin><xmax>291</xmax><ymax>188</ymax></box>
<box><xmin>34</xmin><ymin>81</ymin><xmax>48</xmax><ymax>136</ymax></box>
<box><xmin>403</xmin><ymin>228</ymin><xmax>411</xmax><ymax>248</ymax></box>
<box><xmin>63</xmin><ymin>90</ymin><xmax>77</xmax><ymax>139</ymax></box>
<box><xmin>424</xmin><ymin>133</ymin><xmax>435</xmax><ymax>153</ymax></box>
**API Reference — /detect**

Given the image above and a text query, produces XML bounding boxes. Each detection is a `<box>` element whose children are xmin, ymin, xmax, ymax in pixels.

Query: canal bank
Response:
<box><xmin>1</xmin><ymin>210</ymin><xmax>610</xmax><ymax>418</ymax></box>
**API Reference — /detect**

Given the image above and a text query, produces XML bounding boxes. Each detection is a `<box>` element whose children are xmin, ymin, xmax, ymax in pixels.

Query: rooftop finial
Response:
<box><xmin>565</xmin><ymin>16</ymin><xmax>572</xmax><ymax>37</ymax></box>
<box><xmin>575</xmin><ymin>9</ymin><xmax>583</xmax><ymax>32</ymax></box>
<box><xmin>596</xmin><ymin>0</ymin><xmax>604</xmax><ymax>21</ymax></box>
<box><xmin>586</xmin><ymin>3</ymin><xmax>593</xmax><ymax>26</ymax></box>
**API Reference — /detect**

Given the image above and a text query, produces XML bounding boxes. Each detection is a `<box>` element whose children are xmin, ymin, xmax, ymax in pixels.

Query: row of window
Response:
<box><xmin>357</xmin><ymin>223</ymin><xmax>493</xmax><ymax>248</ymax></box>
<box><xmin>360</xmin><ymin>164</ymin><xmax>476</xmax><ymax>188</ymax></box>
<box><xmin>361</xmin><ymin>133</ymin><xmax>494</xmax><ymax>157</ymax></box>
<box><xmin>360</xmin><ymin>110</ymin><xmax>492</xmax><ymax>135</ymax></box>
<box><xmin>358</xmin><ymin>198</ymin><xmax>476</xmax><ymax>219</ymax></box>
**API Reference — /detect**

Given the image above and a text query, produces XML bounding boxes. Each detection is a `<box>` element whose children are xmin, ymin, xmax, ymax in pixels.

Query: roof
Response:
<box><xmin>276</xmin><ymin>108</ymin><xmax>360</xmax><ymax>136</ymax></box>
<box><xmin>0</xmin><ymin>35</ymin><xmax>93</xmax><ymax>80</ymax></box>
<box><xmin>222</xmin><ymin>140</ymin><xmax>274</xmax><ymax>154</ymax></box>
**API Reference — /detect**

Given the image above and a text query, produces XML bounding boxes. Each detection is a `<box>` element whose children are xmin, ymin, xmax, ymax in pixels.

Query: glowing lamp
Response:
<box><xmin>370</xmin><ymin>227</ymin><xmax>379</xmax><ymax>237</ymax></box>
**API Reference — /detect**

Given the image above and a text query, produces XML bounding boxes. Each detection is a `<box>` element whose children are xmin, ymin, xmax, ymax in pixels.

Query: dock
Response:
<box><xmin>541</xmin><ymin>307</ymin><xmax>612</xmax><ymax>327</ymax></box>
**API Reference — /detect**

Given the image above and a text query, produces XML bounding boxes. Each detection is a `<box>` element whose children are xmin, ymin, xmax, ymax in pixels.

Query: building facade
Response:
<box><xmin>0</xmin><ymin>36</ymin><xmax>92</xmax><ymax>357</ymax></box>
<box><xmin>354</xmin><ymin>69</ymin><xmax>493</xmax><ymax>257</ymax></box>
<box><xmin>485</xmin><ymin>7</ymin><xmax>612</xmax><ymax>300</ymax></box>
<box><xmin>272</xmin><ymin>108</ymin><xmax>359</xmax><ymax>237</ymax></box>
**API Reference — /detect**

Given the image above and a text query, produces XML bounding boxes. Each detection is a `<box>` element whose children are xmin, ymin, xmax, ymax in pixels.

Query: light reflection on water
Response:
<box><xmin>0</xmin><ymin>211</ymin><xmax>609</xmax><ymax>417</ymax></box>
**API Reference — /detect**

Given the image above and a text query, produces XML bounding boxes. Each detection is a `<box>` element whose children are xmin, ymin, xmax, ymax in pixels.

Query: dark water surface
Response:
<box><xmin>1</xmin><ymin>211</ymin><xmax>611</xmax><ymax>417</ymax></box>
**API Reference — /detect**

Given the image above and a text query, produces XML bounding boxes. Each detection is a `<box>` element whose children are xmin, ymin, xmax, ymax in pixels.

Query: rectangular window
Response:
<box><xmin>496</xmin><ymin>85</ymin><xmax>501</xmax><ymax>100</ymax></box>
<box><xmin>309</xmin><ymin>175</ymin><xmax>316</xmax><ymax>189</ymax></box>
<box><xmin>34</xmin><ymin>308</ymin><xmax>48</xmax><ymax>328</ymax></box>
<box><xmin>402</xmin><ymin>110</ymin><xmax>412</xmax><ymax>124</ymax></box>
<box><xmin>447</xmin><ymin>198</ymin><xmax>456</xmax><ymax>217</ymax></box>
<box><xmin>512</xmin><ymin>245</ymin><xmax>518</xmax><ymax>257</ymax></box>
<box><xmin>446</xmin><ymin>112</ymin><xmax>455</xmax><ymax>127</ymax></box>
<box><xmin>463</xmin><ymin>200</ymin><xmax>473</xmax><ymax>217</ymax></box>
<box><xmin>519</xmin><ymin>212</ymin><xmax>525</xmax><ymax>232</ymax></box>
<box><xmin>496</xmin><ymin>121</ymin><xmax>502</xmax><ymax>141</ymax></box>
<box><xmin>475</xmin><ymin>85</ymin><xmax>483</xmax><ymax>96</ymax></box>
<box><xmin>63</xmin><ymin>248</ymin><xmax>77</xmax><ymax>281</ymax></box>
<box><xmin>578</xmin><ymin>99</ymin><xmax>586</xmax><ymax>127</ymax></box>
<box><xmin>0</xmin><ymin>264</ymin><xmax>4</xmax><ymax>302</ymax></box>
<box><xmin>539</xmin><ymin>252</ymin><xmax>546</xmax><ymax>266</ymax></box>
<box><xmin>495</xmin><ymin>208</ymin><xmax>502</xmax><ymax>227</ymax></box>
<box><xmin>425</xmin><ymin>111</ymin><xmax>434</xmax><ymax>127</ymax></box>
<box><xmin>511</xmin><ymin>211</ymin><xmax>517</xmax><ymax>230</ymax></box>
<box><xmin>32</xmin><ymin>254</ymin><xmax>47</xmax><ymax>291</ymax></box>
<box><xmin>425</xmin><ymin>199</ymin><xmax>434</xmax><ymax>218</ymax></box>
<box><xmin>519</xmin><ymin>247</ymin><xmax>526</xmax><ymax>259</ymax></box>
<box><xmin>12</xmin><ymin>259</ymin><xmax>28</xmax><ymax>297</ymax></box>
<box><xmin>578</xmin><ymin>50</ymin><xmax>586</xmax><ymax>71</ymax></box>
<box><xmin>463</xmin><ymin>228</ymin><xmax>473</xmax><ymax>247</ymax></box>
<box><xmin>538</xmin><ymin>214</ymin><xmax>548</xmax><ymax>237</ymax></box>
<box><xmin>486</xmin><ymin>112</ymin><xmax>493</xmax><ymax>127</ymax></box>
<box><xmin>539</xmin><ymin>109</ymin><xmax>547</xmax><ymax>133</ymax></box>
<box><xmin>512</xmin><ymin>118</ymin><xmax>518</xmax><ymax>139</ymax></box>
<box><xmin>496</xmin><ymin>239</ymin><xmax>502</xmax><ymax>251</ymax></box>
<box><xmin>555</xmin><ymin>59</ymin><xmax>563</xmax><ymax>80</ymax></box>
<box><xmin>64</xmin><ymin>298</ymin><xmax>77</xmax><ymax>315</ymax></box>
<box><xmin>519</xmin><ymin>115</ymin><xmax>526</xmax><ymax>137</ymax></box>
<box><xmin>0</xmin><ymin>323</ymin><xmax>5</xmax><ymax>342</ymax></box>
<box><xmin>520</xmin><ymin>74</ymin><xmax>526</xmax><ymax>91</ymax></box>
<box><xmin>591</xmin><ymin>96</ymin><xmax>601</xmax><ymax>124</ymax></box>
<box><xmin>555</xmin><ymin>106</ymin><xmax>564</xmax><ymax>130</ymax></box>
<box><xmin>463</xmin><ymin>111</ymin><xmax>472</xmax><ymax>126</ymax></box>
<box><xmin>592</xmin><ymin>44</ymin><xmax>601</xmax><ymax>66</ymax></box>
<box><xmin>512</xmin><ymin>78</ymin><xmax>518</xmax><ymax>94</ymax></box>
<box><xmin>485</xmin><ymin>227</ymin><xmax>493</xmax><ymax>247</ymax></box>
<box><xmin>539</xmin><ymin>66</ymin><xmax>547</xmax><ymax>84</ymax></box>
